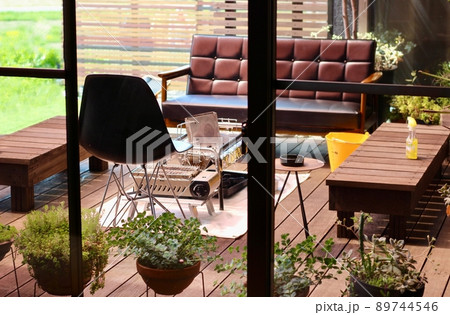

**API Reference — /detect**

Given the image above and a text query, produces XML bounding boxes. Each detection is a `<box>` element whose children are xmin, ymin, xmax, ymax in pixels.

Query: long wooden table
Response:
<box><xmin>326</xmin><ymin>123</ymin><xmax>450</xmax><ymax>240</ymax></box>
<box><xmin>0</xmin><ymin>116</ymin><xmax>107</xmax><ymax>212</ymax></box>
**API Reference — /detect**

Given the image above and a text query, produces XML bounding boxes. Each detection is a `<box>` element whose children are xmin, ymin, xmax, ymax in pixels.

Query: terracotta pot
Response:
<box><xmin>136</xmin><ymin>260</ymin><xmax>201</xmax><ymax>295</ymax></box>
<box><xmin>32</xmin><ymin>263</ymin><xmax>92</xmax><ymax>296</ymax></box>
<box><xmin>274</xmin><ymin>286</ymin><xmax>310</xmax><ymax>297</ymax></box>
<box><xmin>295</xmin><ymin>286</ymin><xmax>310</xmax><ymax>297</ymax></box>
<box><xmin>0</xmin><ymin>240</ymin><xmax>13</xmax><ymax>261</ymax></box>
<box><xmin>350</xmin><ymin>277</ymin><xmax>425</xmax><ymax>297</ymax></box>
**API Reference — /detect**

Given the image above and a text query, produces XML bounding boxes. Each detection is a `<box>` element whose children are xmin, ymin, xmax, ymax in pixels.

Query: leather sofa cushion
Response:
<box><xmin>161</xmin><ymin>35</ymin><xmax>377</xmax><ymax>133</ymax></box>
<box><xmin>187</xmin><ymin>35</ymin><xmax>375</xmax><ymax>104</ymax></box>
<box><xmin>162</xmin><ymin>95</ymin><xmax>361</xmax><ymax>133</ymax></box>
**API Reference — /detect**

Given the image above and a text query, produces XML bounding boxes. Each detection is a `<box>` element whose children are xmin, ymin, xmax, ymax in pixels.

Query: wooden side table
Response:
<box><xmin>274</xmin><ymin>157</ymin><xmax>325</xmax><ymax>237</ymax></box>
<box><xmin>326</xmin><ymin>123</ymin><xmax>450</xmax><ymax>240</ymax></box>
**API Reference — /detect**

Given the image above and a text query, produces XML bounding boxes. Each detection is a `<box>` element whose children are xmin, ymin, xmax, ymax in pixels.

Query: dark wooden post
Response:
<box><xmin>247</xmin><ymin>0</ymin><xmax>276</xmax><ymax>296</ymax></box>
<box><xmin>63</xmin><ymin>0</ymin><xmax>84</xmax><ymax>297</ymax></box>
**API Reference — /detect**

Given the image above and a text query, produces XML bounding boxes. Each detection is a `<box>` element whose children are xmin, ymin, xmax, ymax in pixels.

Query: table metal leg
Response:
<box><xmin>295</xmin><ymin>172</ymin><xmax>309</xmax><ymax>238</ymax></box>
<box><xmin>274</xmin><ymin>171</ymin><xmax>291</xmax><ymax>211</ymax></box>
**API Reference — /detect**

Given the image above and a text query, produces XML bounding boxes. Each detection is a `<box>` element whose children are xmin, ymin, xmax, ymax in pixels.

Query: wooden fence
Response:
<box><xmin>76</xmin><ymin>0</ymin><xmax>329</xmax><ymax>93</ymax></box>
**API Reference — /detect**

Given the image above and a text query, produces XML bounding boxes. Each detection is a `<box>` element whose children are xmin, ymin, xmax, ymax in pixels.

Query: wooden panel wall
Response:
<box><xmin>76</xmin><ymin>0</ymin><xmax>328</xmax><ymax>91</ymax></box>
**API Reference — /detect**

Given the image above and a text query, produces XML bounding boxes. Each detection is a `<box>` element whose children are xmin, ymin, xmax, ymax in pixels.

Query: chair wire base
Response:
<box><xmin>99</xmin><ymin>161</ymin><xmax>187</xmax><ymax>229</ymax></box>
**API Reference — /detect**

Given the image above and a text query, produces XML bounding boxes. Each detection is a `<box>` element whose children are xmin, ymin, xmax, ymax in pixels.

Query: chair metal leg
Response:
<box><xmin>159</xmin><ymin>162</ymin><xmax>187</xmax><ymax>218</ymax></box>
<box><xmin>142</xmin><ymin>164</ymin><xmax>158</xmax><ymax>217</ymax></box>
<box><xmin>99</xmin><ymin>159</ymin><xmax>193</xmax><ymax>226</ymax></box>
<box><xmin>138</xmin><ymin>160</ymin><xmax>188</xmax><ymax>218</ymax></box>
<box><xmin>98</xmin><ymin>164</ymin><xmax>117</xmax><ymax>216</ymax></box>
<box><xmin>99</xmin><ymin>165</ymin><xmax>132</xmax><ymax>228</ymax></box>
<box><xmin>98</xmin><ymin>165</ymin><xmax>120</xmax><ymax>228</ymax></box>
<box><xmin>99</xmin><ymin>164</ymin><xmax>145</xmax><ymax>228</ymax></box>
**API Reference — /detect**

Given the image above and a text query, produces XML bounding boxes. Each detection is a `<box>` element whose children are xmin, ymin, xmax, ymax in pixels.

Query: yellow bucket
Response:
<box><xmin>325</xmin><ymin>132</ymin><xmax>370</xmax><ymax>172</ymax></box>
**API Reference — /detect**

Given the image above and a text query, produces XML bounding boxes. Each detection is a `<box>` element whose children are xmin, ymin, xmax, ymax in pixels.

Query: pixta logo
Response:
<box><xmin>125</xmin><ymin>127</ymin><xmax>172</xmax><ymax>164</ymax></box>
<box><xmin>241</xmin><ymin>136</ymin><xmax>325</xmax><ymax>163</ymax></box>
<box><xmin>125</xmin><ymin>127</ymin><xmax>324</xmax><ymax>164</ymax></box>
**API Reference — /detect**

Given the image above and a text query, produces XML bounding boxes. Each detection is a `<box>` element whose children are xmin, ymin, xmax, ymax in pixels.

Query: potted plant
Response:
<box><xmin>389</xmin><ymin>61</ymin><xmax>450</xmax><ymax>124</ymax></box>
<box><xmin>339</xmin><ymin>213</ymin><xmax>429</xmax><ymax>297</ymax></box>
<box><xmin>360</xmin><ymin>29</ymin><xmax>415</xmax><ymax>73</ymax></box>
<box><xmin>0</xmin><ymin>223</ymin><xmax>18</xmax><ymax>261</ymax></box>
<box><xmin>328</xmin><ymin>24</ymin><xmax>415</xmax><ymax>74</ymax></box>
<box><xmin>14</xmin><ymin>203</ymin><xmax>109</xmax><ymax>295</ymax></box>
<box><xmin>214</xmin><ymin>234</ymin><xmax>341</xmax><ymax>297</ymax></box>
<box><xmin>107</xmin><ymin>212</ymin><xmax>218</xmax><ymax>295</ymax></box>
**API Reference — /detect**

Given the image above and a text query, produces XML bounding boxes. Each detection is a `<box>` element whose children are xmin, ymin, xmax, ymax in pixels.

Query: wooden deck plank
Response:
<box><xmin>87</xmin><ymin>255</ymin><xmax>143</xmax><ymax>297</ymax></box>
<box><xmin>1</xmin><ymin>133</ymin><xmax>450</xmax><ymax>297</ymax></box>
<box><xmin>308</xmin><ymin>226</ymin><xmax>357</xmax><ymax>297</ymax></box>
<box><xmin>421</xmin><ymin>217</ymin><xmax>450</xmax><ymax>297</ymax></box>
<box><xmin>275</xmin><ymin>168</ymin><xmax>331</xmax><ymax>239</ymax></box>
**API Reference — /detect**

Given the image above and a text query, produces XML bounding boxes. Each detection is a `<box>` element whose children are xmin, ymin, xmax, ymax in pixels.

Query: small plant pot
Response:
<box><xmin>350</xmin><ymin>277</ymin><xmax>425</xmax><ymax>297</ymax></box>
<box><xmin>136</xmin><ymin>260</ymin><xmax>201</xmax><ymax>295</ymax></box>
<box><xmin>0</xmin><ymin>240</ymin><xmax>13</xmax><ymax>261</ymax></box>
<box><xmin>273</xmin><ymin>286</ymin><xmax>310</xmax><ymax>297</ymax></box>
<box><xmin>295</xmin><ymin>286</ymin><xmax>310</xmax><ymax>297</ymax></box>
<box><xmin>31</xmin><ymin>263</ymin><xmax>92</xmax><ymax>296</ymax></box>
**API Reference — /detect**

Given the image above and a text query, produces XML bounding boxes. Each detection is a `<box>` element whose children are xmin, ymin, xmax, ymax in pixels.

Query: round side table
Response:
<box><xmin>274</xmin><ymin>157</ymin><xmax>324</xmax><ymax>237</ymax></box>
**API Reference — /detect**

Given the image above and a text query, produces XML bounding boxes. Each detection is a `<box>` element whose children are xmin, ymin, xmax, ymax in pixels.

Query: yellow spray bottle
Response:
<box><xmin>406</xmin><ymin>117</ymin><xmax>418</xmax><ymax>159</ymax></box>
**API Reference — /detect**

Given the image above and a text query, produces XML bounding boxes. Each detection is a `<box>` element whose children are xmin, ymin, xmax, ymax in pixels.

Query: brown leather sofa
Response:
<box><xmin>159</xmin><ymin>35</ymin><xmax>382</xmax><ymax>134</ymax></box>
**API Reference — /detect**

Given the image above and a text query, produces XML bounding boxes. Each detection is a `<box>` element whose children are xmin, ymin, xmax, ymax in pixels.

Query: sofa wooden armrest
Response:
<box><xmin>361</xmin><ymin>71</ymin><xmax>383</xmax><ymax>84</ymax></box>
<box><xmin>359</xmin><ymin>71</ymin><xmax>383</xmax><ymax>130</ymax></box>
<box><xmin>158</xmin><ymin>65</ymin><xmax>190</xmax><ymax>102</ymax></box>
<box><xmin>359</xmin><ymin>71</ymin><xmax>383</xmax><ymax>129</ymax></box>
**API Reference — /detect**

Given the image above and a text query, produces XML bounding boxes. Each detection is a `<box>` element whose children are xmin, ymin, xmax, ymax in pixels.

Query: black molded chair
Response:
<box><xmin>79</xmin><ymin>74</ymin><xmax>192</xmax><ymax>226</ymax></box>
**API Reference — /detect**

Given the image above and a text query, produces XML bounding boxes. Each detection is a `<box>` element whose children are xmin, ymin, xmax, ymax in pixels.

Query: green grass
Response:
<box><xmin>0</xmin><ymin>11</ymin><xmax>61</xmax><ymax>22</ymax></box>
<box><xmin>0</xmin><ymin>77</ymin><xmax>65</xmax><ymax>134</ymax></box>
<box><xmin>0</xmin><ymin>11</ymin><xmax>64</xmax><ymax>134</ymax></box>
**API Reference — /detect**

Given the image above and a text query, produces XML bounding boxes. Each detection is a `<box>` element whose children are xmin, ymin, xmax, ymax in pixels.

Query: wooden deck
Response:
<box><xmin>1</xmin><ymin>135</ymin><xmax>450</xmax><ymax>297</ymax></box>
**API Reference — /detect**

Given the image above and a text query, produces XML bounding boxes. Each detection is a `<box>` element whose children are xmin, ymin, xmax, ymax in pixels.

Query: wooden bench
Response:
<box><xmin>326</xmin><ymin>123</ymin><xmax>450</xmax><ymax>240</ymax></box>
<box><xmin>0</xmin><ymin>116</ymin><xmax>108</xmax><ymax>212</ymax></box>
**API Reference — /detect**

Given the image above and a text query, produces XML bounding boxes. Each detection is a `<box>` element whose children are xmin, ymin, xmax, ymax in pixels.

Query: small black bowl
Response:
<box><xmin>280</xmin><ymin>154</ymin><xmax>304</xmax><ymax>167</ymax></box>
